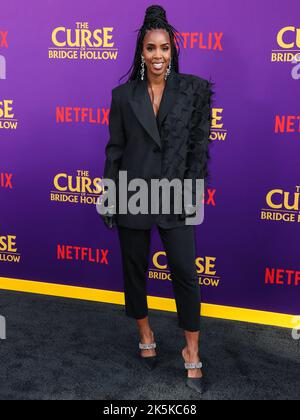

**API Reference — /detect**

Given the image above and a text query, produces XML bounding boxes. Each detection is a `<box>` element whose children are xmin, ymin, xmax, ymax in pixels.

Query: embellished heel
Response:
<box><xmin>138</xmin><ymin>332</ymin><xmax>158</xmax><ymax>371</ymax></box>
<box><xmin>182</xmin><ymin>347</ymin><xmax>205</xmax><ymax>394</ymax></box>
<box><xmin>184</xmin><ymin>361</ymin><xmax>205</xmax><ymax>394</ymax></box>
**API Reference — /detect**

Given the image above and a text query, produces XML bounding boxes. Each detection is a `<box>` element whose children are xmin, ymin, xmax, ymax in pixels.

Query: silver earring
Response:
<box><xmin>164</xmin><ymin>57</ymin><xmax>172</xmax><ymax>80</ymax></box>
<box><xmin>140</xmin><ymin>55</ymin><xmax>145</xmax><ymax>80</ymax></box>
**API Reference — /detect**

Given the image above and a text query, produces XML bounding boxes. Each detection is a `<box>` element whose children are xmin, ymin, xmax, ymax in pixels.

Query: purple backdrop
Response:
<box><xmin>1</xmin><ymin>0</ymin><xmax>299</xmax><ymax>317</ymax></box>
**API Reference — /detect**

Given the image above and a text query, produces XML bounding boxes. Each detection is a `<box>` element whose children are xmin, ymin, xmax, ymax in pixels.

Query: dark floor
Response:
<box><xmin>0</xmin><ymin>289</ymin><xmax>299</xmax><ymax>400</ymax></box>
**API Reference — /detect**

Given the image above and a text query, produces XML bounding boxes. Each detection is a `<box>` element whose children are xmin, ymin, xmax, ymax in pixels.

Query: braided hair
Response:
<box><xmin>119</xmin><ymin>5</ymin><xmax>183</xmax><ymax>83</ymax></box>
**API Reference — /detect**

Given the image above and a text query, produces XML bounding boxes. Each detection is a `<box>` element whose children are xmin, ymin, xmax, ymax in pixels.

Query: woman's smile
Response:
<box><xmin>152</xmin><ymin>62</ymin><xmax>164</xmax><ymax>70</ymax></box>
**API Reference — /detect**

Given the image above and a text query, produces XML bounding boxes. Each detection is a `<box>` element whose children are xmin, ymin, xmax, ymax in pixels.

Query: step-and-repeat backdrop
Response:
<box><xmin>1</xmin><ymin>1</ymin><xmax>299</xmax><ymax>325</ymax></box>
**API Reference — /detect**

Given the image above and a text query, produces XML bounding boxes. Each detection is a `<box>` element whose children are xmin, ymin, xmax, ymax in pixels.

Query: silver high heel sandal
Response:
<box><xmin>138</xmin><ymin>332</ymin><xmax>158</xmax><ymax>371</ymax></box>
<box><xmin>184</xmin><ymin>360</ymin><xmax>205</xmax><ymax>394</ymax></box>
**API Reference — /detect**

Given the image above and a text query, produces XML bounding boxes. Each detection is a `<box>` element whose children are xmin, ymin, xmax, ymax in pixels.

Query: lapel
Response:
<box><xmin>129</xmin><ymin>71</ymin><xmax>180</xmax><ymax>150</ymax></box>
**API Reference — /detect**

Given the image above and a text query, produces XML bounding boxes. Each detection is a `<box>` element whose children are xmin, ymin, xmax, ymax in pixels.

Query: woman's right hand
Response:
<box><xmin>100</xmin><ymin>188</ymin><xmax>117</xmax><ymax>229</ymax></box>
<box><xmin>101</xmin><ymin>214</ymin><xmax>116</xmax><ymax>229</ymax></box>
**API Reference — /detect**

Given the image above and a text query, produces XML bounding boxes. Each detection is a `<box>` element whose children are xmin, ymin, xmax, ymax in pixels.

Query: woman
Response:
<box><xmin>101</xmin><ymin>5</ymin><xmax>213</xmax><ymax>394</ymax></box>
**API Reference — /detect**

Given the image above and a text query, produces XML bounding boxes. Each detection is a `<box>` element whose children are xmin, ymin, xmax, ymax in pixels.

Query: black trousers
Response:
<box><xmin>117</xmin><ymin>224</ymin><xmax>201</xmax><ymax>332</ymax></box>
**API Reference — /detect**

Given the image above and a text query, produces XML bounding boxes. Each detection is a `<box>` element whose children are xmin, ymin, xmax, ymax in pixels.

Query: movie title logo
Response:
<box><xmin>0</xmin><ymin>235</ymin><xmax>21</xmax><ymax>263</ymax></box>
<box><xmin>50</xmin><ymin>170</ymin><xmax>102</xmax><ymax>205</ymax></box>
<box><xmin>210</xmin><ymin>107</ymin><xmax>226</xmax><ymax>141</ymax></box>
<box><xmin>272</xmin><ymin>26</ymin><xmax>300</xmax><ymax>76</ymax></box>
<box><xmin>261</xmin><ymin>186</ymin><xmax>300</xmax><ymax>223</ymax></box>
<box><xmin>149</xmin><ymin>252</ymin><xmax>220</xmax><ymax>287</ymax></box>
<box><xmin>49</xmin><ymin>22</ymin><xmax>117</xmax><ymax>61</ymax></box>
<box><xmin>0</xmin><ymin>100</ymin><xmax>18</xmax><ymax>130</ymax></box>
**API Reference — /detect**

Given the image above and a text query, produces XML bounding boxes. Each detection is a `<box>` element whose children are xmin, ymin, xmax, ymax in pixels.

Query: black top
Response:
<box><xmin>156</xmin><ymin>113</ymin><xmax>160</xmax><ymax>131</ymax></box>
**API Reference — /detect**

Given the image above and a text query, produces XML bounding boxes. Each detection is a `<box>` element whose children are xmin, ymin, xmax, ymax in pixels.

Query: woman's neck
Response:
<box><xmin>146</xmin><ymin>73</ymin><xmax>166</xmax><ymax>88</ymax></box>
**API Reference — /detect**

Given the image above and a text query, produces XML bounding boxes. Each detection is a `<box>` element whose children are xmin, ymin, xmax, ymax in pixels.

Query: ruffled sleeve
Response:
<box><xmin>183</xmin><ymin>77</ymin><xmax>215</xmax><ymax>208</ymax></box>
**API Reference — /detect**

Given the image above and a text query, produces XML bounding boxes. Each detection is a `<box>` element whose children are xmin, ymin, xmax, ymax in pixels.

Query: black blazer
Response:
<box><xmin>102</xmin><ymin>71</ymin><xmax>213</xmax><ymax>229</ymax></box>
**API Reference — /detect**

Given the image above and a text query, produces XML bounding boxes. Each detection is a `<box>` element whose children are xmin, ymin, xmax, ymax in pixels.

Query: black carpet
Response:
<box><xmin>0</xmin><ymin>290</ymin><xmax>299</xmax><ymax>400</ymax></box>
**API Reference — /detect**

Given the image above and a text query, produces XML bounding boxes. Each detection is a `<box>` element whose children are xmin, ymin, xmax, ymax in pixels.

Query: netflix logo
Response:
<box><xmin>205</xmin><ymin>188</ymin><xmax>216</xmax><ymax>206</ymax></box>
<box><xmin>0</xmin><ymin>31</ymin><xmax>8</xmax><ymax>48</ymax></box>
<box><xmin>56</xmin><ymin>106</ymin><xmax>110</xmax><ymax>125</ymax></box>
<box><xmin>175</xmin><ymin>32</ymin><xmax>223</xmax><ymax>51</ymax></box>
<box><xmin>265</xmin><ymin>267</ymin><xmax>300</xmax><ymax>287</ymax></box>
<box><xmin>275</xmin><ymin>115</ymin><xmax>300</xmax><ymax>134</ymax></box>
<box><xmin>0</xmin><ymin>173</ymin><xmax>13</xmax><ymax>189</ymax></box>
<box><xmin>57</xmin><ymin>244</ymin><xmax>109</xmax><ymax>265</ymax></box>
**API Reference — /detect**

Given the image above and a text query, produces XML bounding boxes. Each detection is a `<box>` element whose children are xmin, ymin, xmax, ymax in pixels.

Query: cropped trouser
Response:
<box><xmin>117</xmin><ymin>224</ymin><xmax>201</xmax><ymax>332</ymax></box>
